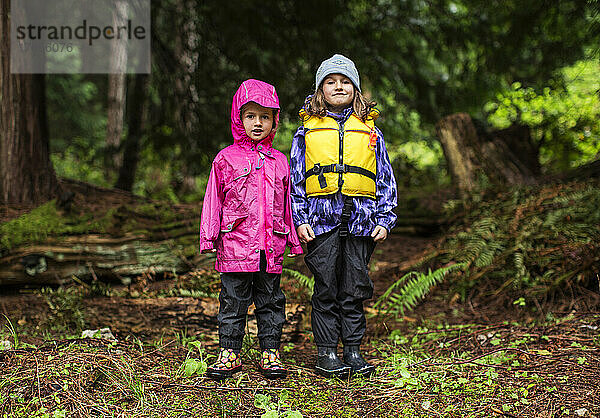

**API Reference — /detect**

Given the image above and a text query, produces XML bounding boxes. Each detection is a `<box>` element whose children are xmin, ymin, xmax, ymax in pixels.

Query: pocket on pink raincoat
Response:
<box><xmin>217</xmin><ymin>213</ymin><xmax>249</xmax><ymax>261</ymax></box>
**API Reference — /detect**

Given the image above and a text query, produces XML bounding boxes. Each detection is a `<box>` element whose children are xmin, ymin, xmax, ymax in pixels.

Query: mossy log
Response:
<box><xmin>0</xmin><ymin>230</ymin><xmax>200</xmax><ymax>286</ymax></box>
<box><xmin>0</xmin><ymin>178</ymin><xmax>204</xmax><ymax>286</ymax></box>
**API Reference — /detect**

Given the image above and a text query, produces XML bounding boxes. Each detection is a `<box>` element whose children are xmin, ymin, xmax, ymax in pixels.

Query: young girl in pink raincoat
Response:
<box><xmin>199</xmin><ymin>79</ymin><xmax>302</xmax><ymax>380</ymax></box>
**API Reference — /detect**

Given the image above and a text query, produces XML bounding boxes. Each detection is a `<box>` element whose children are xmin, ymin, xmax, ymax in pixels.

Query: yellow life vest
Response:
<box><xmin>301</xmin><ymin>109</ymin><xmax>379</xmax><ymax>199</ymax></box>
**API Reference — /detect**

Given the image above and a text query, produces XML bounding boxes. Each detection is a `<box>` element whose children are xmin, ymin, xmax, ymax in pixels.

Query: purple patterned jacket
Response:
<box><xmin>290</xmin><ymin>106</ymin><xmax>398</xmax><ymax>237</ymax></box>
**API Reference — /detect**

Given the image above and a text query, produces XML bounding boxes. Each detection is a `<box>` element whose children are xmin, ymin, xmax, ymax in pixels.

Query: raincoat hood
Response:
<box><xmin>231</xmin><ymin>79</ymin><xmax>280</xmax><ymax>147</ymax></box>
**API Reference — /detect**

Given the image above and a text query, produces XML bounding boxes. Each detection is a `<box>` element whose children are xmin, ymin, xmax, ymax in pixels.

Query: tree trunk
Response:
<box><xmin>0</xmin><ymin>0</ymin><xmax>59</xmax><ymax>205</ymax></box>
<box><xmin>105</xmin><ymin>0</ymin><xmax>129</xmax><ymax>173</ymax></box>
<box><xmin>172</xmin><ymin>0</ymin><xmax>202</xmax><ymax>198</ymax></box>
<box><xmin>174</xmin><ymin>0</ymin><xmax>199</xmax><ymax>138</ymax></box>
<box><xmin>115</xmin><ymin>74</ymin><xmax>150</xmax><ymax>191</ymax></box>
<box><xmin>436</xmin><ymin>113</ymin><xmax>538</xmax><ymax>196</ymax></box>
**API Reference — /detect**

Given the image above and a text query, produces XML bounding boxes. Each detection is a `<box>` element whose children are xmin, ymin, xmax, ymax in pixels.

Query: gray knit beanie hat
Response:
<box><xmin>315</xmin><ymin>54</ymin><xmax>361</xmax><ymax>92</ymax></box>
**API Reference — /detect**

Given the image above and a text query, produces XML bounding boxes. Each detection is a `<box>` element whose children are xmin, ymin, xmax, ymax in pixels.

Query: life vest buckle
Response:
<box><xmin>333</xmin><ymin>163</ymin><xmax>347</xmax><ymax>173</ymax></box>
<box><xmin>311</xmin><ymin>163</ymin><xmax>328</xmax><ymax>189</ymax></box>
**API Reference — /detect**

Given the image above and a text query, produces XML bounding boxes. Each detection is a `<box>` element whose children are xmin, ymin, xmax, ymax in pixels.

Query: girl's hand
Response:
<box><xmin>371</xmin><ymin>225</ymin><xmax>388</xmax><ymax>242</ymax></box>
<box><xmin>297</xmin><ymin>224</ymin><xmax>315</xmax><ymax>244</ymax></box>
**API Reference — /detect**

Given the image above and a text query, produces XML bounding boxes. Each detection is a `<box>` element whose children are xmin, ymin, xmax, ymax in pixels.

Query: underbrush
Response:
<box><xmin>376</xmin><ymin>179</ymin><xmax>600</xmax><ymax>318</ymax></box>
<box><xmin>0</xmin><ymin>201</ymin><xmax>116</xmax><ymax>251</ymax></box>
<box><xmin>441</xmin><ymin>179</ymin><xmax>600</xmax><ymax>294</ymax></box>
<box><xmin>1</xmin><ymin>313</ymin><xmax>598</xmax><ymax>417</ymax></box>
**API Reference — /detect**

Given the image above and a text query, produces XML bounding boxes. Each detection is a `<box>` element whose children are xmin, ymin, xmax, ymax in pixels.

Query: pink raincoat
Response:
<box><xmin>199</xmin><ymin>79</ymin><xmax>302</xmax><ymax>273</ymax></box>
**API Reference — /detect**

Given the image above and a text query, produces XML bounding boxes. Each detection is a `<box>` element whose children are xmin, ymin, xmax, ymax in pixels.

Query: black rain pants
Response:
<box><xmin>304</xmin><ymin>227</ymin><xmax>376</xmax><ymax>348</ymax></box>
<box><xmin>217</xmin><ymin>251</ymin><xmax>285</xmax><ymax>351</ymax></box>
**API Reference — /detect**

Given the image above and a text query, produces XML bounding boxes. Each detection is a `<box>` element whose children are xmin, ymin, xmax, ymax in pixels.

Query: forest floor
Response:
<box><xmin>1</xmin><ymin>230</ymin><xmax>599</xmax><ymax>417</ymax></box>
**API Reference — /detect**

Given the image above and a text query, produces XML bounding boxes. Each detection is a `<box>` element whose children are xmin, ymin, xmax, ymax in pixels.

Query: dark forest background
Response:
<box><xmin>2</xmin><ymin>0</ymin><xmax>599</xmax><ymax>206</ymax></box>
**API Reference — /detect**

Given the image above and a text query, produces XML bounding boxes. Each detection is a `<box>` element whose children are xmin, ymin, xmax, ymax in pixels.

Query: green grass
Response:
<box><xmin>2</xmin><ymin>313</ymin><xmax>598</xmax><ymax>417</ymax></box>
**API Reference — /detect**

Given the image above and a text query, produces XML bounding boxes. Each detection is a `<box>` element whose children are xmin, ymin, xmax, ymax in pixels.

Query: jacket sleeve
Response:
<box><xmin>283</xmin><ymin>162</ymin><xmax>303</xmax><ymax>255</ymax></box>
<box><xmin>374</xmin><ymin>126</ymin><xmax>398</xmax><ymax>232</ymax></box>
<box><xmin>290</xmin><ymin>126</ymin><xmax>310</xmax><ymax>228</ymax></box>
<box><xmin>199</xmin><ymin>158</ymin><xmax>224</xmax><ymax>253</ymax></box>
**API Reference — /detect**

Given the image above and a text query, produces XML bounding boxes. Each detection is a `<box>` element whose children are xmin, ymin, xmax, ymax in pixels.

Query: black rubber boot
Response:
<box><xmin>343</xmin><ymin>346</ymin><xmax>375</xmax><ymax>377</ymax></box>
<box><xmin>315</xmin><ymin>347</ymin><xmax>351</xmax><ymax>378</ymax></box>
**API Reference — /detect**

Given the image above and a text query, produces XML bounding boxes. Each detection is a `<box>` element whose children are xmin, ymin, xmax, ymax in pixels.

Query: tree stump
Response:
<box><xmin>436</xmin><ymin>113</ymin><xmax>539</xmax><ymax>196</ymax></box>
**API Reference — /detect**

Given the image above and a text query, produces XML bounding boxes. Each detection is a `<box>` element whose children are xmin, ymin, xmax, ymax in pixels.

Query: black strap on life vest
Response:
<box><xmin>339</xmin><ymin>197</ymin><xmax>354</xmax><ymax>237</ymax></box>
<box><xmin>305</xmin><ymin>163</ymin><xmax>376</xmax><ymax>189</ymax></box>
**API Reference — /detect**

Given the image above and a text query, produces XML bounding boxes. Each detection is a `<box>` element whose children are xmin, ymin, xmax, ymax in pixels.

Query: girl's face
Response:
<box><xmin>241</xmin><ymin>102</ymin><xmax>274</xmax><ymax>141</ymax></box>
<box><xmin>322</xmin><ymin>74</ymin><xmax>355</xmax><ymax>112</ymax></box>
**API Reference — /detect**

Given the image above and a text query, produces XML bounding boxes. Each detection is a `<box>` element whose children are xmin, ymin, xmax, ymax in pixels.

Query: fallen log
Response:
<box><xmin>0</xmin><ymin>178</ymin><xmax>203</xmax><ymax>286</ymax></box>
<box><xmin>0</xmin><ymin>233</ymin><xmax>198</xmax><ymax>286</ymax></box>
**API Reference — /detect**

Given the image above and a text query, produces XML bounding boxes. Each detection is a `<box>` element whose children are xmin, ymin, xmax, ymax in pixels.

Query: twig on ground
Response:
<box><xmin>490</xmin><ymin>406</ymin><xmax>519</xmax><ymax>417</ymax></box>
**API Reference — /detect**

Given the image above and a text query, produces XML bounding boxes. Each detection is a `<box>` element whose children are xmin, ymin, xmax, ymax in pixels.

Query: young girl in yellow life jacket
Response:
<box><xmin>290</xmin><ymin>54</ymin><xmax>398</xmax><ymax>378</ymax></box>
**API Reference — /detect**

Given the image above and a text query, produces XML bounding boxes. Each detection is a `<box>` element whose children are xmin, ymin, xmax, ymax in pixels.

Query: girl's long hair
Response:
<box><xmin>304</xmin><ymin>86</ymin><xmax>377</xmax><ymax>122</ymax></box>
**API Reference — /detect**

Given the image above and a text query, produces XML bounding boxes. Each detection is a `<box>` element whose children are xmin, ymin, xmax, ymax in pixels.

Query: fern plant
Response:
<box><xmin>282</xmin><ymin>268</ymin><xmax>314</xmax><ymax>293</ymax></box>
<box><xmin>437</xmin><ymin>179</ymin><xmax>600</xmax><ymax>293</ymax></box>
<box><xmin>374</xmin><ymin>263</ymin><xmax>467</xmax><ymax>317</ymax></box>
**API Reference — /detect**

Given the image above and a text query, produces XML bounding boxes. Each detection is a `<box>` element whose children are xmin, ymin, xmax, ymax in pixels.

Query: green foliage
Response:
<box><xmin>51</xmin><ymin>140</ymin><xmax>111</xmax><ymax>188</ymax></box>
<box><xmin>38</xmin><ymin>1</ymin><xmax>596</xmax><ymax>201</ymax></box>
<box><xmin>254</xmin><ymin>390</ymin><xmax>303</xmax><ymax>418</ymax></box>
<box><xmin>439</xmin><ymin>180</ymin><xmax>600</xmax><ymax>293</ymax></box>
<box><xmin>46</xmin><ymin>74</ymin><xmax>106</xmax><ymax>154</ymax></box>
<box><xmin>391</xmin><ymin>139</ymin><xmax>450</xmax><ymax>190</ymax></box>
<box><xmin>47</xmin><ymin>74</ymin><xmax>110</xmax><ymax>186</ymax></box>
<box><xmin>180</xmin><ymin>340</ymin><xmax>211</xmax><ymax>378</ymax></box>
<box><xmin>374</xmin><ymin>263</ymin><xmax>467</xmax><ymax>316</ymax></box>
<box><xmin>352</xmin><ymin>0</ymin><xmax>594</xmax><ymax>124</ymax></box>
<box><xmin>131</xmin><ymin>145</ymin><xmax>185</xmax><ymax>203</ymax></box>
<box><xmin>451</xmin><ymin>217</ymin><xmax>506</xmax><ymax>269</ymax></box>
<box><xmin>181</xmin><ymin>358</ymin><xmax>206</xmax><ymax>377</ymax></box>
<box><xmin>485</xmin><ymin>58</ymin><xmax>600</xmax><ymax>172</ymax></box>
